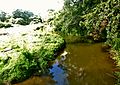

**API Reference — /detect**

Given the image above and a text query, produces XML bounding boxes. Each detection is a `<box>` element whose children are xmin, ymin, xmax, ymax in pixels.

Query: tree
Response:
<box><xmin>0</xmin><ymin>11</ymin><xmax>6</xmax><ymax>22</ymax></box>
<box><xmin>12</xmin><ymin>9</ymin><xmax>34</xmax><ymax>25</ymax></box>
<box><xmin>12</xmin><ymin>9</ymin><xmax>34</xmax><ymax>19</ymax></box>
<box><xmin>30</xmin><ymin>15</ymin><xmax>42</xmax><ymax>24</ymax></box>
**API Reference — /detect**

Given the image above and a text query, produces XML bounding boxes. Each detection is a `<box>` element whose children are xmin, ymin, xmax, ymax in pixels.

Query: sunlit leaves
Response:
<box><xmin>0</xmin><ymin>31</ymin><xmax>65</xmax><ymax>83</ymax></box>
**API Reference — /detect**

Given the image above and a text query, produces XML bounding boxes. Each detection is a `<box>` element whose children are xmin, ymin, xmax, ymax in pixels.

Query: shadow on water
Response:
<box><xmin>14</xmin><ymin>43</ymin><xmax>116</xmax><ymax>85</ymax></box>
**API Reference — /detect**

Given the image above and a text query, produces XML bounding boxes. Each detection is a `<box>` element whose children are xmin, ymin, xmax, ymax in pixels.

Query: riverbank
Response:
<box><xmin>0</xmin><ymin>26</ymin><xmax>65</xmax><ymax>84</ymax></box>
<box><xmin>63</xmin><ymin>43</ymin><xmax>116</xmax><ymax>85</ymax></box>
<box><xmin>14</xmin><ymin>43</ymin><xmax>116</xmax><ymax>85</ymax></box>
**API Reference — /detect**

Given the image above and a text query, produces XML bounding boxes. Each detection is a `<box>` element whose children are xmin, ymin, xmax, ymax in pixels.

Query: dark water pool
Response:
<box><xmin>14</xmin><ymin>43</ymin><xmax>116</xmax><ymax>85</ymax></box>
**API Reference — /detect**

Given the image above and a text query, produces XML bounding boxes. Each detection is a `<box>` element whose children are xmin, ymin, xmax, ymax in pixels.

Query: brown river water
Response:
<box><xmin>14</xmin><ymin>43</ymin><xmax>116</xmax><ymax>85</ymax></box>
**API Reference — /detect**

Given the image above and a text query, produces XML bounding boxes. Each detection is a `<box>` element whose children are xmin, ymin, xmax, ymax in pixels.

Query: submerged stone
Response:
<box><xmin>0</xmin><ymin>31</ymin><xmax>65</xmax><ymax>83</ymax></box>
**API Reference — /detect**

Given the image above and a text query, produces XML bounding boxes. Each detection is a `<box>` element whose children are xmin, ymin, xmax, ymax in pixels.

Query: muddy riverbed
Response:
<box><xmin>14</xmin><ymin>43</ymin><xmax>116</xmax><ymax>85</ymax></box>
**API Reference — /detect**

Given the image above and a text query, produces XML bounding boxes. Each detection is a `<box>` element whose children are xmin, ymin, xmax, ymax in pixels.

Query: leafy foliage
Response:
<box><xmin>12</xmin><ymin>9</ymin><xmax>34</xmax><ymax>19</ymax></box>
<box><xmin>50</xmin><ymin>0</ymin><xmax>119</xmax><ymax>42</ymax></box>
<box><xmin>12</xmin><ymin>9</ymin><xmax>34</xmax><ymax>25</ymax></box>
<box><xmin>0</xmin><ymin>31</ymin><xmax>65</xmax><ymax>83</ymax></box>
<box><xmin>0</xmin><ymin>9</ymin><xmax>42</xmax><ymax>26</ymax></box>
<box><xmin>0</xmin><ymin>22</ymin><xmax>13</xmax><ymax>28</ymax></box>
<box><xmin>15</xmin><ymin>18</ymin><xmax>31</xmax><ymax>25</ymax></box>
<box><xmin>50</xmin><ymin>0</ymin><xmax>120</xmax><ymax>84</ymax></box>
<box><xmin>30</xmin><ymin>15</ymin><xmax>42</xmax><ymax>24</ymax></box>
<box><xmin>0</xmin><ymin>11</ymin><xmax>6</xmax><ymax>22</ymax></box>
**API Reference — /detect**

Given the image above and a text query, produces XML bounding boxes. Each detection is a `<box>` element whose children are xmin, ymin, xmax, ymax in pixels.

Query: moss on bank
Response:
<box><xmin>0</xmin><ymin>31</ymin><xmax>65</xmax><ymax>83</ymax></box>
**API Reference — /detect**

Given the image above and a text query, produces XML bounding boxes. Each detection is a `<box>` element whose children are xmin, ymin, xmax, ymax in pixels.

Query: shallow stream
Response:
<box><xmin>15</xmin><ymin>43</ymin><xmax>116</xmax><ymax>85</ymax></box>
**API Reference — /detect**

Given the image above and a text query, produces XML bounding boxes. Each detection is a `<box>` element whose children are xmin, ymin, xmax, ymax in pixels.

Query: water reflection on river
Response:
<box><xmin>64</xmin><ymin>43</ymin><xmax>115</xmax><ymax>85</ymax></box>
<box><xmin>15</xmin><ymin>43</ymin><xmax>116</xmax><ymax>85</ymax></box>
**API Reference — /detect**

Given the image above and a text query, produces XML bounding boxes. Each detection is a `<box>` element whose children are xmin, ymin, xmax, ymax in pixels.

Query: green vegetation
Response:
<box><xmin>111</xmin><ymin>38</ymin><xmax>120</xmax><ymax>85</ymax></box>
<box><xmin>30</xmin><ymin>15</ymin><xmax>42</xmax><ymax>24</ymax></box>
<box><xmin>0</xmin><ymin>11</ymin><xmax>6</xmax><ymax>22</ymax></box>
<box><xmin>48</xmin><ymin>0</ymin><xmax>120</xmax><ymax>84</ymax></box>
<box><xmin>15</xmin><ymin>18</ymin><xmax>31</xmax><ymax>25</ymax></box>
<box><xmin>0</xmin><ymin>9</ymin><xmax>43</xmax><ymax>26</ymax></box>
<box><xmin>50</xmin><ymin>0</ymin><xmax>119</xmax><ymax>42</ymax></box>
<box><xmin>0</xmin><ymin>0</ymin><xmax>119</xmax><ymax>84</ymax></box>
<box><xmin>12</xmin><ymin>9</ymin><xmax>34</xmax><ymax>25</ymax></box>
<box><xmin>0</xmin><ymin>11</ymin><xmax>13</xmax><ymax>28</ymax></box>
<box><xmin>0</xmin><ymin>31</ymin><xmax>65</xmax><ymax>83</ymax></box>
<box><xmin>12</xmin><ymin>9</ymin><xmax>34</xmax><ymax>19</ymax></box>
<box><xmin>0</xmin><ymin>22</ymin><xmax>13</xmax><ymax>28</ymax></box>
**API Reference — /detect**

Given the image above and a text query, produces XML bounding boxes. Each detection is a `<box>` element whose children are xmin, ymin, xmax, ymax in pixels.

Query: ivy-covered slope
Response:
<box><xmin>0</xmin><ymin>31</ymin><xmax>65</xmax><ymax>83</ymax></box>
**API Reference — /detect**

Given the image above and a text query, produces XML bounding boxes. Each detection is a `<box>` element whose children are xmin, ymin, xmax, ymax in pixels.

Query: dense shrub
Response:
<box><xmin>12</xmin><ymin>9</ymin><xmax>34</xmax><ymax>19</ymax></box>
<box><xmin>0</xmin><ymin>31</ymin><xmax>65</xmax><ymax>83</ymax></box>
<box><xmin>12</xmin><ymin>9</ymin><xmax>34</xmax><ymax>25</ymax></box>
<box><xmin>0</xmin><ymin>11</ymin><xmax>6</xmax><ymax>22</ymax></box>
<box><xmin>0</xmin><ymin>22</ymin><xmax>5</xmax><ymax>28</ymax></box>
<box><xmin>50</xmin><ymin>0</ymin><xmax>120</xmax><ymax>84</ymax></box>
<box><xmin>51</xmin><ymin>0</ymin><xmax>119</xmax><ymax>42</ymax></box>
<box><xmin>15</xmin><ymin>18</ymin><xmax>31</xmax><ymax>25</ymax></box>
<box><xmin>0</xmin><ymin>22</ymin><xmax>13</xmax><ymax>28</ymax></box>
<box><xmin>30</xmin><ymin>15</ymin><xmax>42</xmax><ymax>24</ymax></box>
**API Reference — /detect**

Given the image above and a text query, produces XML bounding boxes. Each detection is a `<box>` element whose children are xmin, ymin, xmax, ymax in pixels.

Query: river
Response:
<box><xmin>14</xmin><ymin>43</ymin><xmax>116</xmax><ymax>85</ymax></box>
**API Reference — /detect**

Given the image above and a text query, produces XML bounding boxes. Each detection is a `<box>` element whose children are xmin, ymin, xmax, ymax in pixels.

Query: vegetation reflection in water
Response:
<box><xmin>63</xmin><ymin>43</ymin><xmax>116</xmax><ymax>85</ymax></box>
<box><xmin>15</xmin><ymin>43</ymin><xmax>116</xmax><ymax>85</ymax></box>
